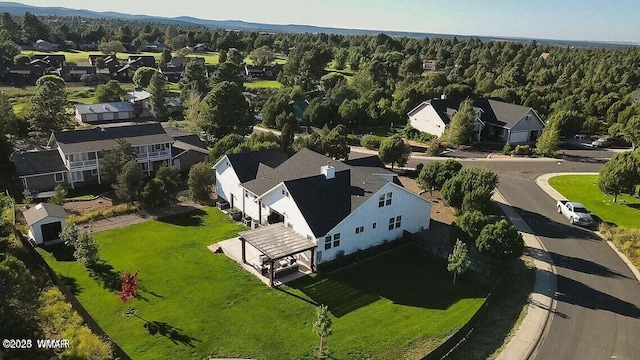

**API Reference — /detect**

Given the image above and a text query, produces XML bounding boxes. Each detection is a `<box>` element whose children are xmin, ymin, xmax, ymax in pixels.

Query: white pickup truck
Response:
<box><xmin>557</xmin><ymin>200</ymin><xmax>594</xmax><ymax>226</ymax></box>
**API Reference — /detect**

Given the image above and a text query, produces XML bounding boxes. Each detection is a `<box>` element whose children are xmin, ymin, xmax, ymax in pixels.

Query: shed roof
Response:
<box><xmin>22</xmin><ymin>203</ymin><xmax>67</xmax><ymax>225</ymax></box>
<box><xmin>239</xmin><ymin>223</ymin><xmax>316</xmax><ymax>260</ymax></box>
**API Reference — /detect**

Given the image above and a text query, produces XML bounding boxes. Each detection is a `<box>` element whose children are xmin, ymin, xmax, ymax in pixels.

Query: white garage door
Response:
<box><xmin>118</xmin><ymin>111</ymin><xmax>130</xmax><ymax>120</ymax></box>
<box><xmin>86</xmin><ymin>114</ymin><xmax>98</xmax><ymax>122</ymax></box>
<box><xmin>509</xmin><ymin>131</ymin><xmax>529</xmax><ymax>143</ymax></box>
<box><xmin>102</xmin><ymin>112</ymin><xmax>115</xmax><ymax>120</ymax></box>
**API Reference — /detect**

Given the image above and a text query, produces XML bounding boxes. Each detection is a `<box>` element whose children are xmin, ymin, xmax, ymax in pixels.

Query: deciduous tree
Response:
<box><xmin>535</xmin><ymin>121</ymin><xmax>560</xmax><ymax>157</ymax></box>
<box><xmin>598</xmin><ymin>152</ymin><xmax>640</xmax><ymax>202</ymax></box>
<box><xmin>188</xmin><ymin>162</ymin><xmax>215</xmax><ymax>202</ymax></box>
<box><xmin>27</xmin><ymin>75</ymin><xmax>70</xmax><ymax>141</ymax></box>
<box><xmin>200</xmin><ymin>81</ymin><xmax>251</xmax><ymax>140</ymax></box>
<box><xmin>60</xmin><ymin>223</ymin><xmax>99</xmax><ymax>267</ymax></box>
<box><xmin>476</xmin><ymin>219</ymin><xmax>524</xmax><ymax>265</ymax></box>
<box><xmin>313</xmin><ymin>305</ymin><xmax>333</xmax><ymax>357</ymax></box>
<box><xmin>441</xmin><ymin>167</ymin><xmax>499</xmax><ymax>210</ymax></box>
<box><xmin>132</xmin><ymin>67</ymin><xmax>156</xmax><ymax>88</ymax></box>
<box><xmin>378</xmin><ymin>134</ymin><xmax>411</xmax><ymax>168</ymax></box>
<box><xmin>95</xmin><ymin>80</ymin><xmax>125</xmax><ymax>103</ymax></box>
<box><xmin>448</xmin><ymin>239</ymin><xmax>471</xmax><ymax>285</ymax></box>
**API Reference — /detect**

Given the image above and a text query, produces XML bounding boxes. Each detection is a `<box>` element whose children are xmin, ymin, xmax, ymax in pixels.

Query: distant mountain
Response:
<box><xmin>0</xmin><ymin>1</ymin><xmax>637</xmax><ymax>49</ymax></box>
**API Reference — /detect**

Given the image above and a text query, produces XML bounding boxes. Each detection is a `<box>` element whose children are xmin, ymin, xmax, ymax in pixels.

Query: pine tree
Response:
<box><xmin>27</xmin><ymin>75</ymin><xmax>70</xmax><ymax>142</ymax></box>
<box><xmin>148</xmin><ymin>71</ymin><xmax>168</xmax><ymax>120</ymax></box>
<box><xmin>440</xmin><ymin>99</ymin><xmax>476</xmax><ymax>147</ymax></box>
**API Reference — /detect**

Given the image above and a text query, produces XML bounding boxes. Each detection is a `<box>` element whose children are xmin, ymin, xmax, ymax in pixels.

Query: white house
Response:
<box><xmin>408</xmin><ymin>97</ymin><xmax>545</xmax><ymax>143</ymax></box>
<box><xmin>22</xmin><ymin>203</ymin><xmax>67</xmax><ymax>245</ymax></box>
<box><xmin>213</xmin><ymin>148</ymin><xmax>432</xmax><ymax>272</ymax></box>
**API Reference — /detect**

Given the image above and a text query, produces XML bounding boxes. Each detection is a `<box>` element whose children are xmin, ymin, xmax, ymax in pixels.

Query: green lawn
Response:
<box><xmin>244</xmin><ymin>80</ymin><xmax>283</xmax><ymax>89</ymax></box>
<box><xmin>38</xmin><ymin>207</ymin><xmax>490</xmax><ymax>360</ymax></box>
<box><xmin>549</xmin><ymin>175</ymin><xmax>640</xmax><ymax>228</ymax></box>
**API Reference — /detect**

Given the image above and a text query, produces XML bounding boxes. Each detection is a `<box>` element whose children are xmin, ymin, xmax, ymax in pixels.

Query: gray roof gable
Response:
<box><xmin>23</xmin><ymin>203</ymin><xmax>67</xmax><ymax>225</ymax></box>
<box><xmin>13</xmin><ymin>149</ymin><xmax>67</xmax><ymax>177</ymax></box>
<box><xmin>225</xmin><ymin>148</ymin><xmax>289</xmax><ymax>183</ymax></box>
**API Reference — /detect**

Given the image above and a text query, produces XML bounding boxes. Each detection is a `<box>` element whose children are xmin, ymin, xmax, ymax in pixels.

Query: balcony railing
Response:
<box><xmin>68</xmin><ymin>159</ymin><xmax>98</xmax><ymax>169</ymax></box>
<box><xmin>137</xmin><ymin>149</ymin><xmax>171</xmax><ymax>160</ymax></box>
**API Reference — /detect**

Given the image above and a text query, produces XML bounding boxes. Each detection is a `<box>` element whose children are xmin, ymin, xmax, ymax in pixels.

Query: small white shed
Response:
<box><xmin>22</xmin><ymin>203</ymin><xmax>68</xmax><ymax>245</ymax></box>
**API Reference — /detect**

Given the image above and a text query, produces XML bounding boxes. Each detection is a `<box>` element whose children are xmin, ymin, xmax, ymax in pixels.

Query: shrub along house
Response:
<box><xmin>408</xmin><ymin>96</ymin><xmax>545</xmax><ymax>143</ymax></box>
<box><xmin>213</xmin><ymin>148</ymin><xmax>432</xmax><ymax>285</ymax></box>
<box><xmin>12</xmin><ymin>123</ymin><xmax>206</xmax><ymax>192</ymax></box>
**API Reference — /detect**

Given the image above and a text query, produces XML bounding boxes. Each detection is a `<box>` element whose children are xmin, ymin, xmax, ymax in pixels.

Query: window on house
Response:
<box><xmin>153</xmin><ymin>144</ymin><xmax>164</xmax><ymax>151</ymax></box>
<box><xmin>372</xmin><ymin>222</ymin><xmax>377</xmax><ymax>229</ymax></box>
<box><xmin>355</xmin><ymin>226</ymin><xmax>364</xmax><ymax>234</ymax></box>
<box><xmin>54</xmin><ymin>173</ymin><xmax>64</xmax><ymax>183</ymax></box>
<box><xmin>324</xmin><ymin>236</ymin><xmax>332</xmax><ymax>250</ymax></box>
<box><xmin>245</xmin><ymin>191</ymin><xmax>249</xmax><ymax>198</ymax></box>
<box><xmin>91</xmin><ymin>169</ymin><xmax>98</xmax><ymax>176</ymax></box>
<box><xmin>378</xmin><ymin>194</ymin><xmax>385</xmax><ymax>207</ymax></box>
<box><xmin>71</xmin><ymin>171</ymin><xmax>83</xmax><ymax>183</ymax></box>
<box><xmin>389</xmin><ymin>217</ymin><xmax>395</xmax><ymax>230</ymax></box>
<box><xmin>333</xmin><ymin>233</ymin><xmax>340</xmax><ymax>247</ymax></box>
<box><xmin>395</xmin><ymin>216</ymin><xmax>402</xmax><ymax>229</ymax></box>
<box><xmin>385</xmin><ymin>192</ymin><xmax>393</xmax><ymax>206</ymax></box>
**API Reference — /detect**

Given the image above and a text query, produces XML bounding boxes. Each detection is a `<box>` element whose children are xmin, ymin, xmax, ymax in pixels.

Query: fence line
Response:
<box><xmin>15</xmin><ymin>232</ymin><xmax>130</xmax><ymax>360</ymax></box>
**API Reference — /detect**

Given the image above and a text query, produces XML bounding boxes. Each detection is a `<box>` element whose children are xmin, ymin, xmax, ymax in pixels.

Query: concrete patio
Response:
<box><xmin>215</xmin><ymin>237</ymin><xmax>312</xmax><ymax>287</ymax></box>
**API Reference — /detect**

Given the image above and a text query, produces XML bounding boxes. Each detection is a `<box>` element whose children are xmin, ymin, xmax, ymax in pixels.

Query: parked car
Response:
<box><xmin>557</xmin><ymin>200</ymin><xmax>594</xmax><ymax>226</ymax></box>
<box><xmin>591</xmin><ymin>136</ymin><xmax>614</xmax><ymax>148</ymax></box>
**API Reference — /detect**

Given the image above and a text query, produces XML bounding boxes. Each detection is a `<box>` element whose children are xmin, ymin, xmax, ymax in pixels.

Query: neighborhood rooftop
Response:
<box><xmin>225</xmin><ymin>148</ymin><xmax>290</xmax><ymax>183</ymax></box>
<box><xmin>51</xmin><ymin>122</ymin><xmax>174</xmax><ymax>154</ymax></box>
<box><xmin>75</xmin><ymin>102</ymin><xmax>134</xmax><ymax>115</ymax></box>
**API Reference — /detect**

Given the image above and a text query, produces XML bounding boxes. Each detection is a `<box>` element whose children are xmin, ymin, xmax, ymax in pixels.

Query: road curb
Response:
<box><xmin>536</xmin><ymin>172</ymin><xmax>640</xmax><ymax>283</ymax></box>
<box><xmin>493</xmin><ymin>190</ymin><xmax>557</xmax><ymax>360</ymax></box>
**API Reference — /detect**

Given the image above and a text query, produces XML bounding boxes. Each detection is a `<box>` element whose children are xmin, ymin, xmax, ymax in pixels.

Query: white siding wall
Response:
<box><xmin>241</xmin><ymin>189</ymin><xmax>261</xmax><ymax>219</ymax></box>
<box><xmin>214</xmin><ymin>158</ymin><xmax>243</xmax><ymax>209</ymax></box>
<box><xmin>510</xmin><ymin>110</ymin><xmax>544</xmax><ymax>132</ymax></box>
<box><xmin>261</xmin><ymin>183</ymin><xmax>315</xmax><ymax>239</ymax></box>
<box><xmin>316</xmin><ymin>182</ymin><xmax>431</xmax><ymax>263</ymax></box>
<box><xmin>29</xmin><ymin>217</ymin><xmax>66</xmax><ymax>245</ymax></box>
<box><xmin>409</xmin><ymin>105</ymin><xmax>446</xmax><ymax>137</ymax></box>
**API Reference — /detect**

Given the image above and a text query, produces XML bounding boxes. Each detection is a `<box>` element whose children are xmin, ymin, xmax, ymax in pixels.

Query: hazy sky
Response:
<box><xmin>15</xmin><ymin>0</ymin><xmax>640</xmax><ymax>43</ymax></box>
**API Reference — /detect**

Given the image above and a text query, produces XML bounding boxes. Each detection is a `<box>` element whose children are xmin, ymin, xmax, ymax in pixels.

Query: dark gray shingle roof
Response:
<box><xmin>411</xmin><ymin>98</ymin><xmax>535</xmax><ymax>129</ymax></box>
<box><xmin>226</xmin><ymin>148</ymin><xmax>289</xmax><ymax>183</ymax></box>
<box><xmin>242</xmin><ymin>148</ymin><xmax>394</xmax><ymax>236</ymax></box>
<box><xmin>53</xmin><ymin>123</ymin><xmax>174</xmax><ymax>154</ymax></box>
<box><xmin>13</xmin><ymin>150</ymin><xmax>67</xmax><ymax>177</ymax></box>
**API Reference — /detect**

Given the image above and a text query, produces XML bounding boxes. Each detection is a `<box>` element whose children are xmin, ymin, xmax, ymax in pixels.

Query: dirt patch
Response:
<box><xmin>63</xmin><ymin>196</ymin><xmax>114</xmax><ymax>215</ymax></box>
<box><xmin>398</xmin><ymin>176</ymin><xmax>455</xmax><ymax>225</ymax></box>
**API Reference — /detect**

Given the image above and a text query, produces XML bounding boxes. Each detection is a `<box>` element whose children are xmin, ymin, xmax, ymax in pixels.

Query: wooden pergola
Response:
<box><xmin>239</xmin><ymin>223</ymin><xmax>317</xmax><ymax>287</ymax></box>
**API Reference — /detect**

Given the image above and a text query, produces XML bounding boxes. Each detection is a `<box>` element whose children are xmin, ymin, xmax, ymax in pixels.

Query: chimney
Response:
<box><xmin>441</xmin><ymin>92</ymin><xmax>447</xmax><ymax>100</ymax></box>
<box><xmin>321</xmin><ymin>161</ymin><xmax>335</xmax><ymax>179</ymax></box>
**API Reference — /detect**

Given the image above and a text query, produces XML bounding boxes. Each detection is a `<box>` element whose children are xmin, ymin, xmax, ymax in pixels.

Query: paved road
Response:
<box><xmin>352</xmin><ymin>149</ymin><xmax>640</xmax><ymax>360</ymax></box>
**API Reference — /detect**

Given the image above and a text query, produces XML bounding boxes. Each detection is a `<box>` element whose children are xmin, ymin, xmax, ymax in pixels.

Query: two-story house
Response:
<box><xmin>14</xmin><ymin>123</ymin><xmax>176</xmax><ymax>192</ymax></box>
<box><xmin>213</xmin><ymin>148</ymin><xmax>431</xmax><ymax>271</ymax></box>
